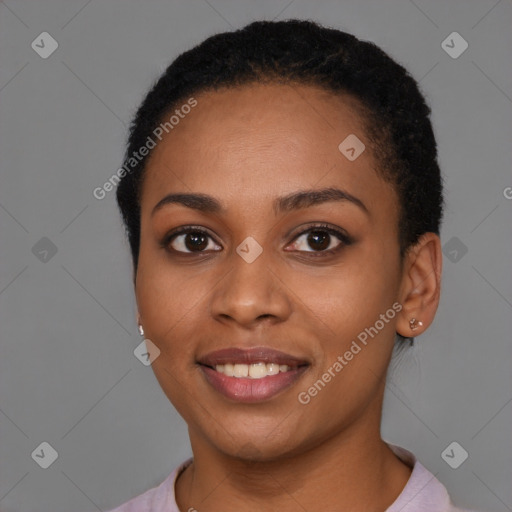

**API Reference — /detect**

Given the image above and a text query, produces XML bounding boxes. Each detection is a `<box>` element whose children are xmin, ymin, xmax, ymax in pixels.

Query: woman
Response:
<box><xmin>109</xmin><ymin>19</ymin><xmax>475</xmax><ymax>512</ymax></box>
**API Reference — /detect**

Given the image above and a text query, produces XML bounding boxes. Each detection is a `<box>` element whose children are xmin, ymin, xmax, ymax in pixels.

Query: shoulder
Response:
<box><xmin>104</xmin><ymin>458</ymin><xmax>193</xmax><ymax>512</ymax></box>
<box><xmin>385</xmin><ymin>444</ymin><xmax>481</xmax><ymax>512</ymax></box>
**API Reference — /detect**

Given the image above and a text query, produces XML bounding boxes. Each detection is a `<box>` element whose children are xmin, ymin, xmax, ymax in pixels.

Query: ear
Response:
<box><xmin>396</xmin><ymin>233</ymin><xmax>443</xmax><ymax>338</ymax></box>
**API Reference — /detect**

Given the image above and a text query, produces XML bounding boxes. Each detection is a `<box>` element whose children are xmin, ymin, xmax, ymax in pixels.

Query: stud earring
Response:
<box><xmin>409</xmin><ymin>318</ymin><xmax>423</xmax><ymax>332</ymax></box>
<box><xmin>138</xmin><ymin>324</ymin><xmax>145</xmax><ymax>337</ymax></box>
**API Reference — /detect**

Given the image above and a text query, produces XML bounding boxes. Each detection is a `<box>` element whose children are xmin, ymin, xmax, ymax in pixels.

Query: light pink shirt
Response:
<box><xmin>105</xmin><ymin>445</ymin><xmax>476</xmax><ymax>512</ymax></box>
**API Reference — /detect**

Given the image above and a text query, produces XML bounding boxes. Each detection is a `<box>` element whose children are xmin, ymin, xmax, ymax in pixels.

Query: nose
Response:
<box><xmin>210</xmin><ymin>246</ymin><xmax>293</xmax><ymax>328</ymax></box>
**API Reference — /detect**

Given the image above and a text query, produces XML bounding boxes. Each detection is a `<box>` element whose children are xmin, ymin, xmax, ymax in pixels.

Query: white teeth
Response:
<box><xmin>267</xmin><ymin>363</ymin><xmax>280</xmax><ymax>375</ymax></box>
<box><xmin>214</xmin><ymin>362</ymin><xmax>291</xmax><ymax>378</ymax></box>
<box><xmin>249</xmin><ymin>362</ymin><xmax>267</xmax><ymax>378</ymax></box>
<box><xmin>233</xmin><ymin>363</ymin><xmax>249</xmax><ymax>377</ymax></box>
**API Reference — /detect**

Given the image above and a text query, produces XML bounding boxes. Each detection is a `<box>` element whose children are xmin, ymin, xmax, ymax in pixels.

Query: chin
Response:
<box><xmin>200</xmin><ymin>422</ymin><xmax>309</xmax><ymax>462</ymax></box>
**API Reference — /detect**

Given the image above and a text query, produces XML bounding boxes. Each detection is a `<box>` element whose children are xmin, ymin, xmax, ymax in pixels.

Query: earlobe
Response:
<box><xmin>396</xmin><ymin>233</ymin><xmax>443</xmax><ymax>338</ymax></box>
<box><xmin>408</xmin><ymin>318</ymin><xmax>424</xmax><ymax>332</ymax></box>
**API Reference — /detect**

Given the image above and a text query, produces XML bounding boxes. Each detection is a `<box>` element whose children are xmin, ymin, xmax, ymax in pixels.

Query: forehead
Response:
<box><xmin>149</xmin><ymin>82</ymin><xmax>368</xmax><ymax>160</ymax></box>
<box><xmin>140</xmin><ymin>83</ymin><xmax>395</xmax><ymax>216</ymax></box>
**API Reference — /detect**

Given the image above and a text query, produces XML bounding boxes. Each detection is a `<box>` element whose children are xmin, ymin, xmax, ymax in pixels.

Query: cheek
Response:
<box><xmin>290</xmin><ymin>248</ymin><xmax>401</xmax><ymax>405</ymax></box>
<box><xmin>294</xmin><ymin>250</ymin><xmax>399</xmax><ymax>337</ymax></box>
<box><xmin>291</xmin><ymin>263</ymin><xmax>398</xmax><ymax>426</ymax></box>
<box><xmin>135</xmin><ymin>249</ymin><xmax>199</xmax><ymax>355</ymax></box>
<box><xmin>135</xmin><ymin>259</ymin><xmax>204</xmax><ymax>415</ymax></box>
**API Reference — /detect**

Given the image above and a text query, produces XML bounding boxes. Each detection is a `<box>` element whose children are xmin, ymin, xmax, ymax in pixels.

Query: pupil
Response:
<box><xmin>186</xmin><ymin>232</ymin><xmax>208</xmax><ymax>251</ymax></box>
<box><xmin>308</xmin><ymin>230</ymin><xmax>329</xmax><ymax>251</ymax></box>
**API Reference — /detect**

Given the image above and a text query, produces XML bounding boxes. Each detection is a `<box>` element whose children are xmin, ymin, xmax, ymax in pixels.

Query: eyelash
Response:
<box><xmin>160</xmin><ymin>223</ymin><xmax>353</xmax><ymax>258</ymax></box>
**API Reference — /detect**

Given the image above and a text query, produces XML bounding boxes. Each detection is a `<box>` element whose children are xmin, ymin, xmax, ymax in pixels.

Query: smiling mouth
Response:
<box><xmin>197</xmin><ymin>346</ymin><xmax>310</xmax><ymax>402</ymax></box>
<box><xmin>198</xmin><ymin>362</ymin><xmax>310</xmax><ymax>403</ymax></box>
<box><xmin>208</xmin><ymin>362</ymin><xmax>304</xmax><ymax>379</ymax></box>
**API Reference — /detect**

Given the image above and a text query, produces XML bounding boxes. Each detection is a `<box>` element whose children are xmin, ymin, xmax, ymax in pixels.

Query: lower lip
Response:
<box><xmin>199</xmin><ymin>365</ymin><xmax>308</xmax><ymax>403</ymax></box>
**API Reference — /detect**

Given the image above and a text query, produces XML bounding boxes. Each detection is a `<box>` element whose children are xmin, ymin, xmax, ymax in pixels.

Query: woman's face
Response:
<box><xmin>135</xmin><ymin>83</ymin><xmax>405</xmax><ymax>460</ymax></box>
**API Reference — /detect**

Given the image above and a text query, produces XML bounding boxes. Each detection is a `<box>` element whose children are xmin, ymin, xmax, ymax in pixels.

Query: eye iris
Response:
<box><xmin>185</xmin><ymin>232</ymin><xmax>208</xmax><ymax>251</ymax></box>
<box><xmin>307</xmin><ymin>230</ymin><xmax>330</xmax><ymax>251</ymax></box>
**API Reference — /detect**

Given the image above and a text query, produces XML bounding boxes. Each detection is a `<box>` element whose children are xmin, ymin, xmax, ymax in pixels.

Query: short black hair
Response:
<box><xmin>116</xmin><ymin>19</ymin><xmax>443</xmax><ymax>273</ymax></box>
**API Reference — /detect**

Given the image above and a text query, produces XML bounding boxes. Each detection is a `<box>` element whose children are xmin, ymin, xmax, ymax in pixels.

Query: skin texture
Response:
<box><xmin>134</xmin><ymin>83</ymin><xmax>442</xmax><ymax>512</ymax></box>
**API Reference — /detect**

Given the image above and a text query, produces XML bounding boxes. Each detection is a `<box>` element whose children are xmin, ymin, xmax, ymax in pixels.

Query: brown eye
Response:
<box><xmin>185</xmin><ymin>232</ymin><xmax>208</xmax><ymax>251</ymax></box>
<box><xmin>166</xmin><ymin>228</ymin><xmax>221</xmax><ymax>253</ymax></box>
<box><xmin>288</xmin><ymin>224</ymin><xmax>352</xmax><ymax>255</ymax></box>
<box><xmin>307</xmin><ymin>230</ymin><xmax>331</xmax><ymax>251</ymax></box>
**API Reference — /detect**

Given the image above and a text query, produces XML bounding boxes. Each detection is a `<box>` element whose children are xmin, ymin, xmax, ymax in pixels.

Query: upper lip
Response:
<box><xmin>197</xmin><ymin>347</ymin><xmax>310</xmax><ymax>368</ymax></box>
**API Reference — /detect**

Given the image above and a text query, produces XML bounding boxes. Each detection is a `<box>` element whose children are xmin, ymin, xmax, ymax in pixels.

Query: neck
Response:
<box><xmin>176</xmin><ymin>417</ymin><xmax>411</xmax><ymax>512</ymax></box>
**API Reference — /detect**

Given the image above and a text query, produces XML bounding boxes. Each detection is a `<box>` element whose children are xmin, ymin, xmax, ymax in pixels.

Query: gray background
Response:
<box><xmin>0</xmin><ymin>0</ymin><xmax>511</xmax><ymax>511</ymax></box>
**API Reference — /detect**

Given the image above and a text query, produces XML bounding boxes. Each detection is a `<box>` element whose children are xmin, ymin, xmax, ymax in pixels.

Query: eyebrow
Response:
<box><xmin>151</xmin><ymin>187</ymin><xmax>368</xmax><ymax>217</ymax></box>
